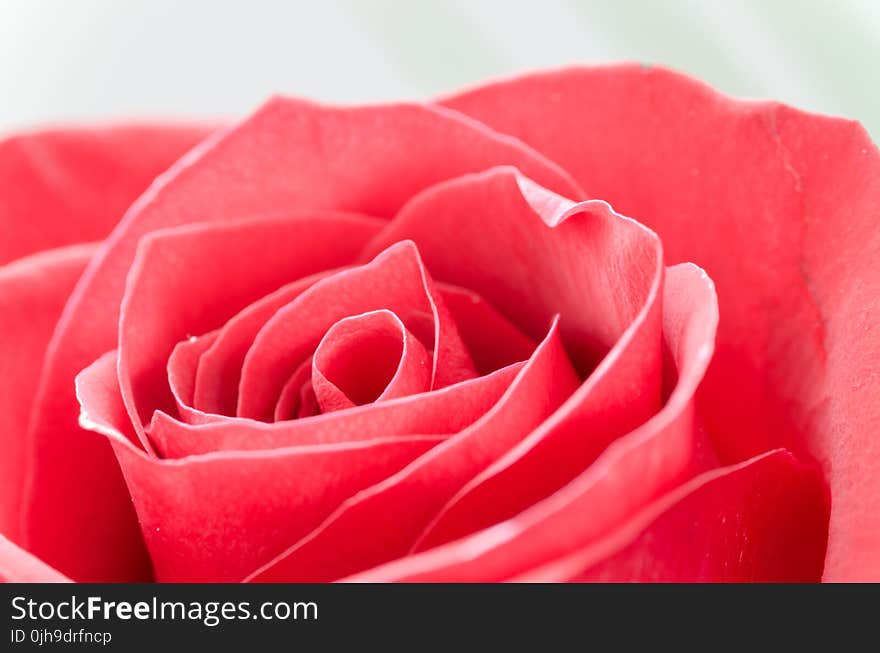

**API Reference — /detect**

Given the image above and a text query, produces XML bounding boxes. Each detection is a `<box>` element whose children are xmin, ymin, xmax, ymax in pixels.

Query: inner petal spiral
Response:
<box><xmin>312</xmin><ymin>309</ymin><xmax>431</xmax><ymax>413</ymax></box>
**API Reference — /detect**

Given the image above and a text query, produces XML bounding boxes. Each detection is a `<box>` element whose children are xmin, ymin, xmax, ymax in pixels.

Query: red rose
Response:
<box><xmin>1</xmin><ymin>65</ymin><xmax>877</xmax><ymax>583</ymax></box>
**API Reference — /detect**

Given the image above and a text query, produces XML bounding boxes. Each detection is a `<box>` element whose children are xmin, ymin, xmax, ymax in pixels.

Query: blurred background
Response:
<box><xmin>1</xmin><ymin>0</ymin><xmax>878</xmax><ymax>139</ymax></box>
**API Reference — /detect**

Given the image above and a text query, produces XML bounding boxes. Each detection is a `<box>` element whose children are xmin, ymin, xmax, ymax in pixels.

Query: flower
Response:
<box><xmin>1</xmin><ymin>65</ymin><xmax>877</xmax><ymax>582</ymax></box>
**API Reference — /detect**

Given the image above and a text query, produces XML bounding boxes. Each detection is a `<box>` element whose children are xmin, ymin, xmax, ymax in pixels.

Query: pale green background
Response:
<box><xmin>1</xmin><ymin>0</ymin><xmax>877</xmax><ymax>140</ymax></box>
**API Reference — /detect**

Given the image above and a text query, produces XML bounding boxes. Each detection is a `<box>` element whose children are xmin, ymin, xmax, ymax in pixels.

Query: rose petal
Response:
<box><xmin>437</xmin><ymin>284</ymin><xmax>537</xmax><ymax>374</ymax></box>
<box><xmin>514</xmin><ymin>450</ymin><xmax>828</xmax><ymax>582</ymax></box>
<box><xmin>25</xmin><ymin>96</ymin><xmax>581</xmax><ymax>580</ymax></box>
<box><xmin>297</xmin><ymin>380</ymin><xmax>320</xmax><ymax>419</ymax></box>
<box><xmin>0</xmin><ymin>243</ymin><xmax>95</xmax><ymax>540</ymax></box>
<box><xmin>193</xmin><ymin>271</ymin><xmax>336</xmax><ymax>417</ymax></box>
<box><xmin>0</xmin><ymin>534</ymin><xmax>70</xmax><ymax>583</ymax></box>
<box><xmin>346</xmin><ymin>263</ymin><xmax>718</xmax><ymax>581</ymax></box>
<box><xmin>311</xmin><ymin>310</ymin><xmax>431</xmax><ymax>413</ymax></box>
<box><xmin>247</xmin><ymin>317</ymin><xmax>579</xmax><ymax>582</ymax></box>
<box><xmin>274</xmin><ymin>359</ymin><xmax>315</xmax><ymax>421</ymax></box>
<box><xmin>443</xmin><ymin>64</ymin><xmax>880</xmax><ymax>580</ymax></box>
<box><xmin>0</xmin><ymin>124</ymin><xmax>213</xmax><ymax>264</ymax></box>
<box><xmin>151</xmin><ymin>362</ymin><xmax>521</xmax><ymax>458</ymax></box>
<box><xmin>118</xmin><ymin>212</ymin><xmax>383</xmax><ymax>449</ymax></box>
<box><xmin>366</xmin><ymin>167</ymin><xmax>664</xmax><ymax>549</ymax></box>
<box><xmin>365</xmin><ymin>167</ymin><xmax>660</xmax><ymax>372</ymax></box>
<box><xmin>166</xmin><ymin>331</ymin><xmax>219</xmax><ymax>424</ymax></box>
<box><xmin>238</xmin><ymin>241</ymin><xmax>476</xmax><ymax>420</ymax></box>
<box><xmin>77</xmin><ymin>350</ymin><xmax>445</xmax><ymax>582</ymax></box>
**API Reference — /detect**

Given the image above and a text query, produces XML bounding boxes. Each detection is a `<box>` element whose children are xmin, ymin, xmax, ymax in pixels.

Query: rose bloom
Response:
<box><xmin>0</xmin><ymin>65</ymin><xmax>877</xmax><ymax>583</ymax></box>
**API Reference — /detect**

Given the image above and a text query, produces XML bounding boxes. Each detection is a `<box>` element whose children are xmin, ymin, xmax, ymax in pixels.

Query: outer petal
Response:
<box><xmin>77</xmin><ymin>351</ymin><xmax>443</xmax><ymax>582</ymax></box>
<box><xmin>0</xmin><ymin>534</ymin><xmax>69</xmax><ymax>583</ymax></box>
<box><xmin>514</xmin><ymin>450</ymin><xmax>828</xmax><ymax>582</ymax></box>
<box><xmin>443</xmin><ymin>65</ymin><xmax>880</xmax><ymax>580</ymax></box>
<box><xmin>0</xmin><ymin>243</ymin><xmax>95</xmax><ymax>540</ymax></box>
<box><xmin>348</xmin><ymin>263</ymin><xmax>719</xmax><ymax>582</ymax></box>
<box><xmin>0</xmin><ymin>125</ymin><xmax>213</xmax><ymax>264</ymax></box>
<box><xmin>366</xmin><ymin>168</ymin><xmax>664</xmax><ymax>547</ymax></box>
<box><xmin>23</xmin><ymin>99</ymin><xmax>581</xmax><ymax>580</ymax></box>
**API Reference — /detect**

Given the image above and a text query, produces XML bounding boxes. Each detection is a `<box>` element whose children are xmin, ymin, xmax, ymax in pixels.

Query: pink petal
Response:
<box><xmin>194</xmin><ymin>271</ymin><xmax>335</xmax><ymax>417</ymax></box>
<box><xmin>0</xmin><ymin>124</ymin><xmax>213</xmax><ymax>264</ymax></box>
<box><xmin>248</xmin><ymin>318</ymin><xmax>579</xmax><ymax>582</ymax></box>
<box><xmin>437</xmin><ymin>284</ymin><xmax>537</xmax><ymax>374</ymax></box>
<box><xmin>0</xmin><ymin>534</ymin><xmax>69</xmax><ymax>583</ymax></box>
<box><xmin>347</xmin><ymin>263</ymin><xmax>718</xmax><ymax>581</ymax></box>
<box><xmin>0</xmin><ymin>243</ymin><xmax>95</xmax><ymax>540</ymax></box>
<box><xmin>238</xmin><ymin>241</ymin><xmax>475</xmax><ymax>420</ymax></box>
<box><xmin>117</xmin><ymin>212</ymin><xmax>382</xmax><ymax>448</ymax></box>
<box><xmin>514</xmin><ymin>450</ymin><xmax>827</xmax><ymax>582</ymax></box>
<box><xmin>150</xmin><ymin>363</ymin><xmax>520</xmax><ymax>458</ymax></box>
<box><xmin>443</xmin><ymin>64</ymin><xmax>880</xmax><ymax>580</ymax></box>
<box><xmin>166</xmin><ymin>330</ymin><xmax>219</xmax><ymax>424</ymax></box>
<box><xmin>311</xmin><ymin>310</ymin><xmax>432</xmax><ymax>412</ymax></box>
<box><xmin>365</xmin><ymin>167</ymin><xmax>664</xmax><ymax>549</ymax></box>
<box><xmin>23</xmin><ymin>99</ymin><xmax>581</xmax><ymax>581</ymax></box>
<box><xmin>77</xmin><ymin>350</ymin><xmax>444</xmax><ymax>582</ymax></box>
<box><xmin>274</xmin><ymin>358</ymin><xmax>315</xmax><ymax>421</ymax></box>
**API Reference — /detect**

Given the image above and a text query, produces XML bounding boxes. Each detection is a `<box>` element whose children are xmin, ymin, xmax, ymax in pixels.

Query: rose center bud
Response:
<box><xmin>305</xmin><ymin>309</ymin><xmax>431</xmax><ymax>416</ymax></box>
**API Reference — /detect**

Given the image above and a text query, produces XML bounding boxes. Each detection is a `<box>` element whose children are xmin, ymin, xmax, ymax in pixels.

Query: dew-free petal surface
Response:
<box><xmin>348</xmin><ymin>264</ymin><xmax>719</xmax><ymax>581</ymax></box>
<box><xmin>0</xmin><ymin>534</ymin><xmax>69</xmax><ymax>583</ymax></box>
<box><xmin>437</xmin><ymin>284</ymin><xmax>537</xmax><ymax>374</ymax></box>
<box><xmin>366</xmin><ymin>168</ymin><xmax>664</xmax><ymax>549</ymax></box>
<box><xmin>118</xmin><ymin>212</ymin><xmax>382</xmax><ymax>446</ymax></box>
<box><xmin>24</xmin><ymin>97</ymin><xmax>580</xmax><ymax>581</ymax></box>
<box><xmin>0</xmin><ymin>243</ymin><xmax>95</xmax><ymax>540</ymax></box>
<box><xmin>443</xmin><ymin>64</ymin><xmax>880</xmax><ymax>580</ymax></box>
<box><xmin>311</xmin><ymin>310</ymin><xmax>431</xmax><ymax>412</ymax></box>
<box><xmin>248</xmin><ymin>319</ymin><xmax>578</xmax><ymax>582</ymax></box>
<box><xmin>166</xmin><ymin>331</ymin><xmax>219</xmax><ymax>425</ymax></box>
<box><xmin>274</xmin><ymin>359</ymin><xmax>316</xmax><ymax>422</ymax></box>
<box><xmin>238</xmin><ymin>241</ymin><xmax>475</xmax><ymax>420</ymax></box>
<box><xmin>150</xmin><ymin>362</ymin><xmax>520</xmax><ymax>458</ymax></box>
<box><xmin>194</xmin><ymin>272</ymin><xmax>337</xmax><ymax>417</ymax></box>
<box><xmin>78</xmin><ymin>350</ymin><xmax>445</xmax><ymax>582</ymax></box>
<box><xmin>365</xmin><ymin>168</ymin><xmax>660</xmax><ymax>372</ymax></box>
<box><xmin>0</xmin><ymin>124</ymin><xmax>213</xmax><ymax>264</ymax></box>
<box><xmin>514</xmin><ymin>450</ymin><xmax>828</xmax><ymax>582</ymax></box>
